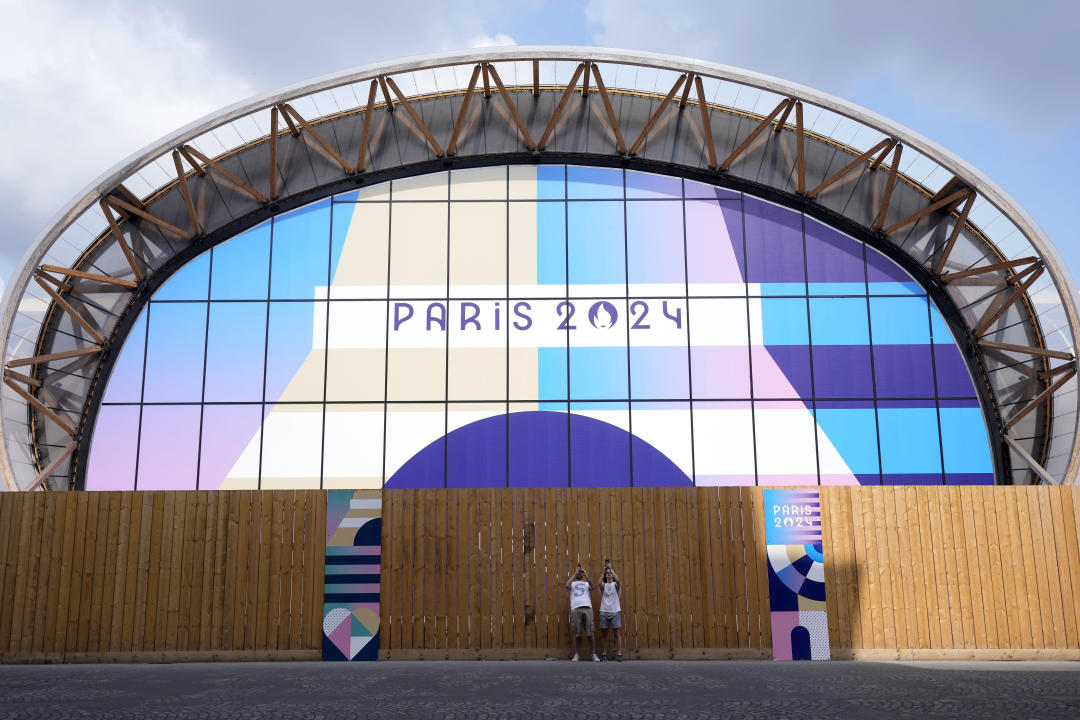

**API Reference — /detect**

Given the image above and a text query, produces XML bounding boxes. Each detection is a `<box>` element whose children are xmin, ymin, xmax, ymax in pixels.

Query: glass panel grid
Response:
<box><xmin>91</xmin><ymin>165</ymin><xmax>994</xmax><ymax>490</ymax></box>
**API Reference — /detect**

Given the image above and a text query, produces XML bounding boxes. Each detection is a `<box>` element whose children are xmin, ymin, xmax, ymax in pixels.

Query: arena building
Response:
<box><xmin>2</xmin><ymin>47</ymin><xmax>1077</xmax><ymax>492</ymax></box>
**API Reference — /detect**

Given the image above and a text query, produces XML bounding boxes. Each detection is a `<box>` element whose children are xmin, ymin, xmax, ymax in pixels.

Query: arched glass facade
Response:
<box><xmin>84</xmin><ymin>164</ymin><xmax>994</xmax><ymax>490</ymax></box>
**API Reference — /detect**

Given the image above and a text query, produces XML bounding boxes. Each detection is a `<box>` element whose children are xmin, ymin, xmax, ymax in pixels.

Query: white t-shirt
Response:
<box><xmin>599</xmin><ymin>581</ymin><xmax>621</xmax><ymax>613</ymax></box>
<box><xmin>569</xmin><ymin>580</ymin><xmax>592</xmax><ymax>609</ymax></box>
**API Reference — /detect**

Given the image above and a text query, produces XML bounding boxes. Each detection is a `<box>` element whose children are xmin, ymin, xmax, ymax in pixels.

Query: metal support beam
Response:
<box><xmin>795</xmin><ymin>101</ymin><xmax>805</xmax><ymax>195</ymax></box>
<box><xmin>538</xmin><ymin>63</ymin><xmax>586</xmax><ymax>151</ymax></box>
<box><xmin>807</xmin><ymin>137</ymin><xmax>895</xmax><ymax>199</ymax></box>
<box><xmin>484</xmin><ymin>64</ymin><xmax>536</xmax><ymax>150</ymax></box>
<box><xmin>592</xmin><ymin>64</ymin><xmax>627</xmax><ymax>156</ymax></box>
<box><xmin>975</xmin><ymin>263</ymin><xmax>1044</xmax><ymax>337</ymax></box>
<box><xmin>628</xmin><ymin>74</ymin><xmax>686</xmax><ymax>156</ymax></box>
<box><xmin>978</xmin><ymin>340</ymin><xmax>1074</xmax><ymax>361</ymax></box>
<box><xmin>873</xmin><ymin>143</ymin><xmax>903</xmax><ymax>230</ymax></box>
<box><xmin>383</xmin><ymin>76</ymin><xmax>445</xmax><ymax>157</ymax></box>
<box><xmin>942</xmin><ymin>257</ymin><xmax>1039</xmax><ymax>283</ymax></box>
<box><xmin>357</xmin><ymin>80</ymin><xmax>379</xmax><ymax>173</ymax></box>
<box><xmin>1004</xmin><ymin>367</ymin><xmax>1077</xmax><ymax>431</ymax></box>
<box><xmin>279</xmin><ymin>103</ymin><xmax>356</xmax><ymax>174</ymax></box>
<box><xmin>448</xmin><ymin>65</ymin><xmax>482</xmax><ymax>157</ymax></box>
<box><xmin>99</xmin><ymin>200</ymin><xmax>145</xmax><ymax>282</ymax></box>
<box><xmin>39</xmin><ymin>265</ymin><xmax>137</xmax><ymax>290</ymax></box>
<box><xmin>883</xmin><ymin>187</ymin><xmax>970</xmax><ymax>236</ymax></box>
<box><xmin>103</xmin><ymin>194</ymin><xmax>192</xmax><ymax>240</ymax></box>
<box><xmin>5</xmin><ymin>346</ymin><xmax>101</xmax><ymax>369</ymax></box>
<box><xmin>33</xmin><ymin>276</ymin><xmax>105</xmax><ymax>345</ymax></box>
<box><xmin>269</xmin><ymin>106</ymin><xmax>280</xmax><ymax>199</ymax></box>
<box><xmin>3</xmin><ymin>378</ymin><xmax>75</xmax><ymax>436</ymax></box>
<box><xmin>171</xmin><ymin>150</ymin><xmax>201</xmax><ymax>235</ymax></box>
<box><xmin>721</xmin><ymin>97</ymin><xmax>793</xmax><ymax>172</ymax></box>
<box><xmin>179</xmin><ymin>145</ymin><xmax>269</xmax><ymax>204</ymax></box>
<box><xmin>26</xmin><ymin>440</ymin><xmax>78</xmax><ymax>492</ymax></box>
<box><xmin>931</xmin><ymin>191</ymin><xmax>977</xmax><ymax>274</ymax></box>
<box><xmin>695</xmin><ymin>75</ymin><xmax>716</xmax><ymax>169</ymax></box>
<box><xmin>1004</xmin><ymin>434</ymin><xmax>1060</xmax><ymax>485</ymax></box>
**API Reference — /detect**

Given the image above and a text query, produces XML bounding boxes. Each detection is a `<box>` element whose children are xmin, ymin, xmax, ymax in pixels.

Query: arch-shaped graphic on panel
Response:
<box><xmin>84</xmin><ymin>165</ymin><xmax>994</xmax><ymax>490</ymax></box>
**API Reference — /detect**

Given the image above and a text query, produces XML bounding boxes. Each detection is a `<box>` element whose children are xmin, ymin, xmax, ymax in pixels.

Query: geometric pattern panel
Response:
<box><xmin>323</xmin><ymin>490</ymin><xmax>382</xmax><ymax>661</ymax></box>
<box><xmin>765</xmin><ymin>488</ymin><xmax>830</xmax><ymax>660</ymax></box>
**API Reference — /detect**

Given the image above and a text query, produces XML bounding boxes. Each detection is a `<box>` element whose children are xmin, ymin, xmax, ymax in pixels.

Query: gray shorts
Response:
<box><xmin>599</xmin><ymin>612</ymin><xmax>621</xmax><ymax>629</ymax></box>
<box><xmin>569</xmin><ymin>606</ymin><xmax>594</xmax><ymax>636</ymax></box>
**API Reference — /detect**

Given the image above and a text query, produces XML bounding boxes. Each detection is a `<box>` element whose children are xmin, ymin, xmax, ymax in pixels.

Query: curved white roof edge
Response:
<box><xmin>3</xmin><ymin>46</ymin><xmax>1077</xmax><ymax>489</ymax></box>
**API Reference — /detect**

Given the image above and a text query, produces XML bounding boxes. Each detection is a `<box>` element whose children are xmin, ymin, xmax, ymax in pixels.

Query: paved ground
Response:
<box><xmin>1</xmin><ymin>660</ymin><xmax>1079</xmax><ymax>719</ymax></box>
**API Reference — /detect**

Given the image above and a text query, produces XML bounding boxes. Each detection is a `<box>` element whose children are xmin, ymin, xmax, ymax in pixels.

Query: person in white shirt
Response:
<box><xmin>597</xmin><ymin>559</ymin><xmax>623</xmax><ymax>661</ymax></box>
<box><xmin>565</xmin><ymin>564</ymin><xmax>600</xmax><ymax>662</ymax></box>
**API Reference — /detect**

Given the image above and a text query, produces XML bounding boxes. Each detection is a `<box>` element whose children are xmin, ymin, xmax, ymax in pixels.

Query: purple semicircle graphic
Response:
<box><xmin>386</xmin><ymin>411</ymin><xmax>692</xmax><ymax>488</ymax></box>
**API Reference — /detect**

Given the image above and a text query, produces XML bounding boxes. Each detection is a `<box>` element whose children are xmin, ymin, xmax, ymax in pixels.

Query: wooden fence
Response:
<box><xmin>0</xmin><ymin>490</ymin><xmax>324</xmax><ymax>662</ymax></box>
<box><xmin>0</xmin><ymin>486</ymin><xmax>1078</xmax><ymax>662</ymax></box>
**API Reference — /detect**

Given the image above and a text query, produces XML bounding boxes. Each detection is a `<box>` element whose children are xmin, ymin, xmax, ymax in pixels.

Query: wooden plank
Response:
<box><xmin>104</xmin><ymin>493</ymin><xmax>129</xmax><ymax>652</ymax></box>
<box><xmin>652</xmin><ymin>488</ymin><xmax>673</xmax><ymax>650</ymax></box>
<box><xmin>264</xmin><ymin>491</ymin><xmax>282</xmax><ymax>651</ymax></box>
<box><xmin>147</xmin><ymin>492</ymin><xmax>170</xmax><ymax>651</ymax></box>
<box><xmin>51</xmin><ymin>490</ymin><xmax>79</xmax><ymax>654</ymax></box>
<box><xmin>166</xmin><ymin>493</ymin><xmax>189</xmax><ymax>652</ymax></box>
<box><xmin>502</xmin><ymin>489</ymin><xmax>517</xmax><ymax>650</ymax></box>
<box><xmin>993</xmin><ymin>489</ymin><xmax>1021</xmax><ymax>648</ymax></box>
<box><xmin>8</xmin><ymin>494</ymin><xmax>34</xmax><ymax>654</ymax></box>
<box><xmin>879</xmin><ymin>487</ymin><xmax>906</xmax><ymax>650</ymax></box>
<box><xmin>686</xmin><ymin>488</ymin><xmax>706</xmax><ymax>649</ymax></box>
<box><xmin>674</xmin><ymin>488</ymin><xmax>693</xmax><ymax>648</ymax></box>
<box><xmin>0</xmin><ymin>495</ymin><xmax>23</xmax><ymax>652</ymax></box>
<box><xmin>467</xmin><ymin>488</ymin><xmax>481</xmax><ymax>652</ymax></box>
<box><xmin>724</xmin><ymin>488</ymin><xmax>748</xmax><ymax>649</ymax></box>
<box><xmin>966</xmin><ymin>487</ymin><xmax>993</xmax><ymax>648</ymax></box>
<box><xmin>1058</xmin><ymin>488</ymin><xmax>1080</xmax><ymax>649</ymax></box>
<box><xmin>892</xmin><ymin>486</ymin><xmax>919</xmax><ymax>648</ymax></box>
<box><xmin>239</xmin><ymin>492</ymin><xmax>255</xmax><ymax>651</ymax></box>
<box><xmin>632</xmin><ymin>487</ymin><xmax>652</xmax><ymax>651</ymax></box>
<box><xmin>288</xmin><ymin>491</ymin><xmax>306</xmax><ymax>650</ymax></box>
<box><xmin>1004</xmin><ymin>488</ymin><xmax>1033</xmax><ymax>647</ymax></box>
<box><xmin>910</xmin><ymin>488</ymin><xmax>936</xmax><ymax>649</ymax></box>
<box><xmin>98</xmin><ymin>492</ymin><xmax>123</xmax><ymax>653</ymax></box>
<box><xmin>388</xmin><ymin>489</ymin><xmax>404</xmax><ymax>652</ymax></box>
<box><xmin>870</xmin><ymin>487</ymin><xmax>896</xmax><ymax>648</ymax></box>
<box><xmin>279</xmin><ymin>492</ymin><xmax>297</xmax><ymax>650</ymax></box>
<box><xmin>173</xmin><ymin>493</ymin><xmax>195</xmax><ymax>650</ymax></box>
<box><xmin>254</xmin><ymin>491</ymin><xmax>273</xmax><ymax>650</ymax></box>
<box><xmin>693</xmin><ymin>488</ymin><xmax>715</xmax><ymax>649</ymax></box>
<box><xmin>923</xmin><ymin>489</ymin><xmax>948</xmax><ymax>649</ymax></box>
<box><xmin>749</xmin><ymin>488</ymin><xmax>772</xmax><ymax>651</ymax></box>
<box><xmin>1036</xmin><ymin>488</ymin><xmax>1067</xmax><ymax>647</ymax></box>
<box><xmin>423</xmin><ymin>488</ymin><xmax>438</xmax><ymax>651</ymax></box>
<box><xmin>981</xmin><ymin>486</ymin><xmax>1010</xmax><ymax>648</ymax></box>
<box><xmin>477</xmin><ymin>488</ymin><xmax>491</xmax><ymax>651</ymax></box>
<box><xmin>222</xmin><ymin>492</ymin><xmax>240</xmax><ymax>650</ymax></box>
<box><xmin>618</xmin><ymin>487</ymin><xmax>637</xmax><ymax>653</ymax></box>
<box><xmin>17</xmin><ymin>493</ymin><xmax>43</xmax><ymax>653</ymax></box>
<box><xmin>119</xmin><ymin>493</ymin><xmax>143</xmax><ymax>652</ymax></box>
<box><xmin>435</xmin><ymin>488</ymin><xmax>449</xmax><ymax>652</ymax></box>
<box><xmin>1016</xmin><ymin>488</ymin><xmax>1048</xmax><ymax>647</ymax></box>
<box><xmin>518</xmin><ymin>489</ymin><xmax>533</xmax><ymax>649</ymax></box>
<box><xmin>444</xmin><ymin>489</ymin><xmax>460</xmax><ymax>651</ymax></box>
<box><xmin>553</xmin><ymin>488</ymin><xmax>568</xmax><ymax>652</ymax></box>
<box><xmin>847</xmin><ymin>489</ymin><xmax>870</xmax><ymax>650</ymax></box>
<box><xmin>139</xmin><ymin>493</ymin><xmax>162</xmax><ymax>651</ymax></box>
<box><xmin>202</xmin><ymin>491</ymin><xmax>221</xmax><ymax>650</ymax></box>
<box><xmin>532</xmin><ymin>488</ymin><xmax>549</xmax><ymax>650</ymax></box>
<box><xmin>819</xmin><ymin>488</ymin><xmax>842</xmax><ymax>650</ymax></box>
<box><xmin>39</xmin><ymin>492</ymin><xmax>66</xmax><ymax>656</ymax></box>
<box><xmin>131</xmin><ymin>494</ymin><xmax>153</xmax><ymax>653</ymax></box>
<box><xmin>858</xmin><ymin>489</ymin><xmax>882</xmax><ymax>648</ymax></box>
<box><xmin>714</xmin><ymin>488</ymin><xmax>737</xmax><ymax>649</ymax></box>
<box><xmin>947</xmin><ymin>486</ymin><xmax>975</xmax><ymax>649</ymax></box>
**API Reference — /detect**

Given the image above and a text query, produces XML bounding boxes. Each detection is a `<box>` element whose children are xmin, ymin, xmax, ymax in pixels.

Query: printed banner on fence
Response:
<box><xmin>323</xmin><ymin>490</ymin><xmax>382</xmax><ymax>661</ymax></box>
<box><xmin>764</xmin><ymin>488</ymin><xmax>829</xmax><ymax>661</ymax></box>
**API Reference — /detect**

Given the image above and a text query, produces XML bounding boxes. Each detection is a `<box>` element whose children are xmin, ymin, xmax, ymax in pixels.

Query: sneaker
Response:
<box><xmin>591</xmin><ymin>654</ymin><xmax>601</xmax><ymax>662</ymax></box>
<box><xmin>570</xmin><ymin>653</ymin><xmax>579</xmax><ymax>662</ymax></box>
<box><xmin>616</xmin><ymin>653</ymin><xmax>623</xmax><ymax>662</ymax></box>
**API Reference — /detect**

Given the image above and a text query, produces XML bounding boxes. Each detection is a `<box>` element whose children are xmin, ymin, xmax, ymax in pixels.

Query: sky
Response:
<box><xmin>1</xmin><ymin>0</ymin><xmax>1077</xmax><ymax>295</ymax></box>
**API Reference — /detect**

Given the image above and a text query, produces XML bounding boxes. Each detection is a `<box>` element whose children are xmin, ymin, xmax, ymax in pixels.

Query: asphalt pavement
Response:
<box><xmin>1</xmin><ymin>659</ymin><xmax>1079</xmax><ymax>719</ymax></box>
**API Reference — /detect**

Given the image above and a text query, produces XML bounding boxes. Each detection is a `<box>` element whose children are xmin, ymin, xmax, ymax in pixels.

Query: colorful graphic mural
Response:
<box><xmin>765</xmin><ymin>488</ymin><xmax>829</xmax><ymax>660</ymax></box>
<box><xmin>323</xmin><ymin>490</ymin><xmax>381</xmax><ymax>661</ymax></box>
<box><xmin>86</xmin><ymin>165</ymin><xmax>994</xmax><ymax>490</ymax></box>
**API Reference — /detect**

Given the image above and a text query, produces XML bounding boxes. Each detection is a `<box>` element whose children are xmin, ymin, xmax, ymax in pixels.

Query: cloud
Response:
<box><xmin>468</xmin><ymin>32</ymin><xmax>518</xmax><ymax>48</ymax></box>
<box><xmin>583</xmin><ymin>0</ymin><xmax>1080</xmax><ymax>134</ymax></box>
<box><xmin>0</xmin><ymin>0</ymin><xmax>255</xmax><ymax>276</ymax></box>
